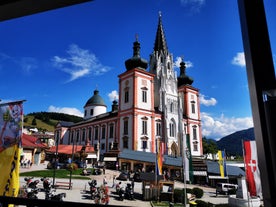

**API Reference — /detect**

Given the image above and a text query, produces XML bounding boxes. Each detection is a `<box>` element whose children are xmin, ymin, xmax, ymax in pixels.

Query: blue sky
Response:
<box><xmin>0</xmin><ymin>0</ymin><xmax>275</xmax><ymax>140</ymax></box>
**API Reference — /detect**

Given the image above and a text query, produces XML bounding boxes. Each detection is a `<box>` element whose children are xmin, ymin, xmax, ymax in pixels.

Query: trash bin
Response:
<box><xmin>144</xmin><ymin>185</ymin><xmax>151</xmax><ymax>200</ymax></box>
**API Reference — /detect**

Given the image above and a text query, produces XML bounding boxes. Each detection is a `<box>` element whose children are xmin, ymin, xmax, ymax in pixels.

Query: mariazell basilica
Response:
<box><xmin>54</xmin><ymin>13</ymin><xmax>204</xmax><ymax>179</ymax></box>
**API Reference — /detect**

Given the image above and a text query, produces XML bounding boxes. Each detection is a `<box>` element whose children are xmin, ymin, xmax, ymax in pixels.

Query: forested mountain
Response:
<box><xmin>24</xmin><ymin>112</ymin><xmax>83</xmax><ymax>132</ymax></box>
<box><xmin>216</xmin><ymin>127</ymin><xmax>255</xmax><ymax>156</ymax></box>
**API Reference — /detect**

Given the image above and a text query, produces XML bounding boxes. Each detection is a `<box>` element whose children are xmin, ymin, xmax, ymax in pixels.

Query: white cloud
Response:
<box><xmin>200</xmin><ymin>94</ymin><xmax>217</xmax><ymax>106</ymax></box>
<box><xmin>108</xmin><ymin>90</ymin><xmax>119</xmax><ymax>102</ymax></box>
<box><xmin>180</xmin><ymin>0</ymin><xmax>206</xmax><ymax>13</ymax></box>
<box><xmin>174</xmin><ymin>56</ymin><xmax>193</xmax><ymax>69</ymax></box>
<box><xmin>19</xmin><ymin>57</ymin><xmax>38</xmax><ymax>73</ymax></box>
<box><xmin>48</xmin><ymin>105</ymin><xmax>83</xmax><ymax>117</ymax></box>
<box><xmin>232</xmin><ymin>52</ymin><xmax>245</xmax><ymax>67</ymax></box>
<box><xmin>52</xmin><ymin>44</ymin><xmax>111</xmax><ymax>82</ymax></box>
<box><xmin>201</xmin><ymin>112</ymin><xmax>253</xmax><ymax>140</ymax></box>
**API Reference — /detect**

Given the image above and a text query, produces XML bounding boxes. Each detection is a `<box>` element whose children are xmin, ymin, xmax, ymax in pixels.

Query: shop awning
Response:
<box><xmin>103</xmin><ymin>157</ymin><xmax>117</xmax><ymax>161</ymax></box>
<box><xmin>87</xmin><ymin>154</ymin><xmax>97</xmax><ymax>158</ymax></box>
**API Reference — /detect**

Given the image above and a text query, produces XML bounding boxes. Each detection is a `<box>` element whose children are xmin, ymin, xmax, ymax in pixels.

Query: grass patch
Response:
<box><xmin>20</xmin><ymin>168</ymin><xmax>91</xmax><ymax>180</ymax></box>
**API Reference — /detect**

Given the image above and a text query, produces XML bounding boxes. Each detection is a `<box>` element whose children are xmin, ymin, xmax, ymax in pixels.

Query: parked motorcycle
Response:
<box><xmin>118</xmin><ymin>187</ymin><xmax>125</xmax><ymax>201</ymax></box>
<box><xmin>41</xmin><ymin>177</ymin><xmax>66</xmax><ymax>201</ymax></box>
<box><xmin>40</xmin><ymin>177</ymin><xmax>52</xmax><ymax>192</ymax></box>
<box><xmin>45</xmin><ymin>188</ymin><xmax>66</xmax><ymax>201</ymax></box>
<box><xmin>24</xmin><ymin>177</ymin><xmax>39</xmax><ymax>189</ymax></box>
<box><xmin>115</xmin><ymin>182</ymin><xmax>122</xmax><ymax>194</ymax></box>
<box><xmin>22</xmin><ymin>177</ymin><xmax>40</xmax><ymax>199</ymax></box>
<box><xmin>125</xmin><ymin>183</ymin><xmax>134</xmax><ymax>200</ymax></box>
<box><xmin>88</xmin><ymin>179</ymin><xmax>97</xmax><ymax>199</ymax></box>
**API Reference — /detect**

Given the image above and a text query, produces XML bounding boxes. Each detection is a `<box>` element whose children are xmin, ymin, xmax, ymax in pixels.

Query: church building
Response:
<box><xmin>55</xmin><ymin>14</ymin><xmax>203</xmax><ymax>174</ymax></box>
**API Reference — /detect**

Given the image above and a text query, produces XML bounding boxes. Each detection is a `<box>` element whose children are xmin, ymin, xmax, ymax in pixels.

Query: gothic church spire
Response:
<box><xmin>153</xmin><ymin>12</ymin><xmax>168</xmax><ymax>55</ymax></box>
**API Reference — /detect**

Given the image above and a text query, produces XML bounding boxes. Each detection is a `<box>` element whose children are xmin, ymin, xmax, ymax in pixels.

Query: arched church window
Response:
<box><xmin>141</xmin><ymin>87</ymin><xmax>148</xmax><ymax>103</ymax></box>
<box><xmin>192</xmin><ymin>125</ymin><xmax>197</xmax><ymax>140</ymax></box>
<box><xmin>169</xmin><ymin>119</ymin><xmax>176</xmax><ymax>137</ymax></box>
<box><xmin>156</xmin><ymin>120</ymin><xmax>162</xmax><ymax>136</ymax></box>
<box><xmin>124</xmin><ymin>87</ymin><xmax>129</xmax><ymax>103</ymax></box>
<box><xmin>123</xmin><ymin>117</ymin><xmax>129</xmax><ymax>135</ymax></box>
<box><xmin>141</xmin><ymin>136</ymin><xmax>148</xmax><ymax>151</ymax></box>
<box><xmin>191</xmin><ymin>101</ymin><xmax>195</xmax><ymax>114</ymax></box>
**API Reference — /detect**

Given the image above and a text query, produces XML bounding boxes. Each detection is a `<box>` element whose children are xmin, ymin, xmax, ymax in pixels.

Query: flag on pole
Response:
<box><xmin>156</xmin><ymin>139</ymin><xmax>163</xmax><ymax>175</ymax></box>
<box><xmin>218</xmin><ymin>150</ymin><xmax>227</xmax><ymax>178</ymax></box>
<box><xmin>185</xmin><ymin>134</ymin><xmax>193</xmax><ymax>183</ymax></box>
<box><xmin>243</xmin><ymin>140</ymin><xmax>262</xmax><ymax>197</ymax></box>
<box><xmin>0</xmin><ymin>101</ymin><xmax>24</xmax><ymax>198</ymax></box>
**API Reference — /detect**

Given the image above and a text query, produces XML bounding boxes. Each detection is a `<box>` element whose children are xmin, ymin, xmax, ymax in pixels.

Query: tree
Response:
<box><xmin>31</xmin><ymin>118</ymin><xmax>37</xmax><ymax>126</ymax></box>
<box><xmin>202</xmin><ymin>137</ymin><xmax>218</xmax><ymax>159</ymax></box>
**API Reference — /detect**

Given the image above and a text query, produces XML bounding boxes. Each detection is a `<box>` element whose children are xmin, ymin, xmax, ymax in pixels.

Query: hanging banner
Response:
<box><xmin>218</xmin><ymin>150</ymin><xmax>227</xmax><ymax>178</ymax></box>
<box><xmin>185</xmin><ymin>134</ymin><xmax>193</xmax><ymax>183</ymax></box>
<box><xmin>156</xmin><ymin>139</ymin><xmax>163</xmax><ymax>175</ymax></box>
<box><xmin>0</xmin><ymin>101</ymin><xmax>24</xmax><ymax>197</ymax></box>
<box><xmin>244</xmin><ymin>140</ymin><xmax>262</xmax><ymax>197</ymax></box>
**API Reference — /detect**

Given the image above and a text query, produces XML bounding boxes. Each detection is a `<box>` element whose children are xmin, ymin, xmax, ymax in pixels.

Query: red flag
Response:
<box><xmin>244</xmin><ymin>140</ymin><xmax>262</xmax><ymax>197</ymax></box>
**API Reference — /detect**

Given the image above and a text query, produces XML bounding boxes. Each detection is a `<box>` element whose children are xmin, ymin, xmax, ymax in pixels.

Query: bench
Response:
<box><xmin>54</xmin><ymin>181</ymin><xmax>73</xmax><ymax>190</ymax></box>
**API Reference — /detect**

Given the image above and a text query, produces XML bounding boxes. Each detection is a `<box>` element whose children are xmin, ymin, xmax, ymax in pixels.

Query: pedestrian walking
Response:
<box><xmin>131</xmin><ymin>178</ymin><xmax>135</xmax><ymax>191</ymax></box>
<box><xmin>103</xmin><ymin>176</ymin><xmax>107</xmax><ymax>186</ymax></box>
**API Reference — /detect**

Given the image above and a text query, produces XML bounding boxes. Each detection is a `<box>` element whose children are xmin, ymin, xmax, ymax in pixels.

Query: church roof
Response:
<box><xmin>125</xmin><ymin>36</ymin><xmax>148</xmax><ymax>71</ymax></box>
<box><xmin>153</xmin><ymin>12</ymin><xmax>168</xmax><ymax>55</ymax></box>
<box><xmin>84</xmin><ymin>89</ymin><xmax>106</xmax><ymax>107</ymax></box>
<box><xmin>177</xmin><ymin>58</ymin><xmax>194</xmax><ymax>86</ymax></box>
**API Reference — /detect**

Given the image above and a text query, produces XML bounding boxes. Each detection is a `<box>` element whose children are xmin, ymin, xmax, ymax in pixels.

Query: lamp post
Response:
<box><xmin>53</xmin><ymin>132</ymin><xmax>60</xmax><ymax>186</ymax></box>
<box><xmin>69</xmin><ymin>133</ymin><xmax>75</xmax><ymax>189</ymax></box>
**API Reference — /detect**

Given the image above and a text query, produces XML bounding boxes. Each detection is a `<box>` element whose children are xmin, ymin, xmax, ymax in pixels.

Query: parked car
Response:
<box><xmin>117</xmin><ymin>172</ymin><xmax>128</xmax><ymax>181</ymax></box>
<box><xmin>47</xmin><ymin>162</ymin><xmax>66</xmax><ymax>169</ymax></box>
<box><xmin>216</xmin><ymin>183</ymin><xmax>238</xmax><ymax>195</ymax></box>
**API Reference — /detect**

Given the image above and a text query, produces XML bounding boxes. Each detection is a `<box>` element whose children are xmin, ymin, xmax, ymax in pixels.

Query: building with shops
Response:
<box><xmin>54</xmin><ymin>13</ymin><xmax>203</xmax><ymax>176</ymax></box>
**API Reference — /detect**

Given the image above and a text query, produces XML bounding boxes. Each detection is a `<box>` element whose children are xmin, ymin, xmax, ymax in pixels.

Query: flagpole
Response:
<box><xmin>224</xmin><ymin>149</ymin><xmax>229</xmax><ymax>183</ymax></box>
<box><xmin>183</xmin><ymin>133</ymin><xmax>187</xmax><ymax>207</ymax></box>
<box><xmin>242</xmin><ymin>139</ymin><xmax>250</xmax><ymax>207</ymax></box>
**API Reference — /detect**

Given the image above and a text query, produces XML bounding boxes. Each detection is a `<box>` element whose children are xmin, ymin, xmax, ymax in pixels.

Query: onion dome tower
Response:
<box><xmin>177</xmin><ymin>57</ymin><xmax>194</xmax><ymax>87</ymax></box>
<box><xmin>83</xmin><ymin>89</ymin><xmax>107</xmax><ymax>119</ymax></box>
<box><xmin>125</xmin><ymin>35</ymin><xmax>148</xmax><ymax>71</ymax></box>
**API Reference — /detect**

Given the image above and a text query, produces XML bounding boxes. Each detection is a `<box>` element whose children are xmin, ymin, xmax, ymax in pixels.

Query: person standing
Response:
<box><xmin>103</xmin><ymin>176</ymin><xmax>107</xmax><ymax>186</ymax></box>
<box><xmin>131</xmin><ymin>178</ymin><xmax>135</xmax><ymax>192</ymax></box>
<box><xmin>103</xmin><ymin>166</ymin><xmax>106</xmax><ymax>175</ymax></box>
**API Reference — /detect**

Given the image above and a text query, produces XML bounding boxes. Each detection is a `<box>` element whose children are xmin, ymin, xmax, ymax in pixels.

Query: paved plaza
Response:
<box><xmin>19</xmin><ymin>162</ymin><xmax>228</xmax><ymax>206</ymax></box>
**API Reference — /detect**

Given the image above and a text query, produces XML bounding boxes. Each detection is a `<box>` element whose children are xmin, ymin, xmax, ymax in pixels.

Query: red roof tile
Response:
<box><xmin>22</xmin><ymin>133</ymin><xmax>47</xmax><ymax>148</ymax></box>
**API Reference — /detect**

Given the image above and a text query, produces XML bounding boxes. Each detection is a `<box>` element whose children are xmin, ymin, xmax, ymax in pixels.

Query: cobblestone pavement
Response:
<box><xmin>19</xmin><ymin>163</ymin><xmax>228</xmax><ymax>206</ymax></box>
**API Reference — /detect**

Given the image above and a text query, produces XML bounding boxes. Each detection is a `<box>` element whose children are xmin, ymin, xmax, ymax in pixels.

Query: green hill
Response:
<box><xmin>23</xmin><ymin>112</ymin><xmax>84</xmax><ymax>132</ymax></box>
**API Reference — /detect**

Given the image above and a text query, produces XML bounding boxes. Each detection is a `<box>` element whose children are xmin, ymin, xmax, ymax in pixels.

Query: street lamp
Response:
<box><xmin>53</xmin><ymin>131</ymin><xmax>60</xmax><ymax>186</ymax></box>
<box><xmin>69</xmin><ymin>132</ymin><xmax>76</xmax><ymax>189</ymax></box>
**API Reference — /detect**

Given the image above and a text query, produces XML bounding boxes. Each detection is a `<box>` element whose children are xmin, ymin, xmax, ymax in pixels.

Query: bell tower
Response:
<box><xmin>149</xmin><ymin>13</ymin><xmax>180</xmax><ymax>156</ymax></box>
